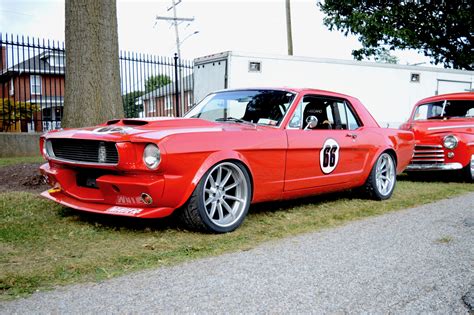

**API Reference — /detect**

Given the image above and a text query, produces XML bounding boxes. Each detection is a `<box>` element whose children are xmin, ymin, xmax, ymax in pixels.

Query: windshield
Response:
<box><xmin>185</xmin><ymin>90</ymin><xmax>296</xmax><ymax>126</ymax></box>
<box><xmin>413</xmin><ymin>100</ymin><xmax>474</xmax><ymax>120</ymax></box>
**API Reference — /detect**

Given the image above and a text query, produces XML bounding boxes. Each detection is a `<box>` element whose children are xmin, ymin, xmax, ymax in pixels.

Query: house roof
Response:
<box><xmin>140</xmin><ymin>74</ymin><xmax>193</xmax><ymax>101</ymax></box>
<box><xmin>0</xmin><ymin>50</ymin><xmax>65</xmax><ymax>79</ymax></box>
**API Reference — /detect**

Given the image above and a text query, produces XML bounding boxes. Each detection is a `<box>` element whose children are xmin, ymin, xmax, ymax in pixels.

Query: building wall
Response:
<box><xmin>227</xmin><ymin>53</ymin><xmax>474</xmax><ymax>127</ymax></box>
<box><xmin>8</xmin><ymin>74</ymin><xmax>64</xmax><ymax>102</ymax></box>
<box><xmin>143</xmin><ymin>90</ymin><xmax>194</xmax><ymax>117</ymax></box>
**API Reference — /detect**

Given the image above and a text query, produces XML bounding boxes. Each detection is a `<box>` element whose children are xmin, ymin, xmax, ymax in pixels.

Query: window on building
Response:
<box><xmin>165</xmin><ymin>97</ymin><xmax>172</xmax><ymax>110</ymax></box>
<box><xmin>30</xmin><ymin>75</ymin><xmax>42</xmax><ymax>95</ymax></box>
<box><xmin>149</xmin><ymin>98</ymin><xmax>156</xmax><ymax>116</ymax></box>
<box><xmin>9</xmin><ymin>78</ymin><xmax>14</xmax><ymax>96</ymax></box>
<box><xmin>48</xmin><ymin>55</ymin><xmax>65</xmax><ymax>67</ymax></box>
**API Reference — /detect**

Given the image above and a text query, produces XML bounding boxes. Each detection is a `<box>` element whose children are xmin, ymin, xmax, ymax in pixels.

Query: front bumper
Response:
<box><xmin>40</xmin><ymin>163</ymin><xmax>175</xmax><ymax>218</ymax></box>
<box><xmin>405</xmin><ymin>162</ymin><xmax>463</xmax><ymax>171</ymax></box>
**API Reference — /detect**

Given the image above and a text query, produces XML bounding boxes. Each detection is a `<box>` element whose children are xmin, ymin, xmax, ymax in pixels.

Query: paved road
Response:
<box><xmin>2</xmin><ymin>193</ymin><xmax>474</xmax><ymax>314</ymax></box>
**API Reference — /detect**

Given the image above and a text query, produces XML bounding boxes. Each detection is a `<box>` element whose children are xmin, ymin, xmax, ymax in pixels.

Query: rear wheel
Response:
<box><xmin>363</xmin><ymin>152</ymin><xmax>396</xmax><ymax>200</ymax></box>
<box><xmin>180</xmin><ymin>161</ymin><xmax>251</xmax><ymax>233</ymax></box>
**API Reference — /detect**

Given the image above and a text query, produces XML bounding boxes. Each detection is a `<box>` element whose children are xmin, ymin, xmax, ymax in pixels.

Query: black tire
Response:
<box><xmin>363</xmin><ymin>152</ymin><xmax>397</xmax><ymax>200</ymax></box>
<box><xmin>180</xmin><ymin>161</ymin><xmax>252</xmax><ymax>233</ymax></box>
<box><xmin>464</xmin><ymin>162</ymin><xmax>474</xmax><ymax>182</ymax></box>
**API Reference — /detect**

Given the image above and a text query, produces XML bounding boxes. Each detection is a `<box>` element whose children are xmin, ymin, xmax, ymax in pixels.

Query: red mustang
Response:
<box><xmin>40</xmin><ymin>88</ymin><xmax>414</xmax><ymax>233</ymax></box>
<box><xmin>400</xmin><ymin>92</ymin><xmax>474</xmax><ymax>181</ymax></box>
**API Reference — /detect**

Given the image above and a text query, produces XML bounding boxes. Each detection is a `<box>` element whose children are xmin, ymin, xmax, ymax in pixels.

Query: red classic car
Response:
<box><xmin>40</xmin><ymin>88</ymin><xmax>414</xmax><ymax>233</ymax></box>
<box><xmin>400</xmin><ymin>92</ymin><xmax>474</xmax><ymax>181</ymax></box>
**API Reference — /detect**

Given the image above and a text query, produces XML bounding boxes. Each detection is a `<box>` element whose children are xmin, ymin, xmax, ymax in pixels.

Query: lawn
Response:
<box><xmin>0</xmin><ymin>156</ymin><xmax>44</xmax><ymax>167</ymax></box>
<box><xmin>1</xmin><ymin>176</ymin><xmax>473</xmax><ymax>300</ymax></box>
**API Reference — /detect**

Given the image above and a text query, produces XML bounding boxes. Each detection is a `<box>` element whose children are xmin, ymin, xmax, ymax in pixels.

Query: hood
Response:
<box><xmin>43</xmin><ymin>118</ymin><xmax>264</xmax><ymax>142</ymax></box>
<box><xmin>406</xmin><ymin>119</ymin><xmax>474</xmax><ymax>138</ymax></box>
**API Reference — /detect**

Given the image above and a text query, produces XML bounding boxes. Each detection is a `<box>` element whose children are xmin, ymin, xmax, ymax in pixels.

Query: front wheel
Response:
<box><xmin>180</xmin><ymin>161</ymin><xmax>252</xmax><ymax>233</ymax></box>
<box><xmin>363</xmin><ymin>152</ymin><xmax>396</xmax><ymax>200</ymax></box>
<box><xmin>464</xmin><ymin>158</ymin><xmax>474</xmax><ymax>182</ymax></box>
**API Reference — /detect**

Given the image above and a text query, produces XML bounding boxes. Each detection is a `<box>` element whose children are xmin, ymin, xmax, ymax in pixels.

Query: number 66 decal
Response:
<box><xmin>320</xmin><ymin>138</ymin><xmax>340</xmax><ymax>174</ymax></box>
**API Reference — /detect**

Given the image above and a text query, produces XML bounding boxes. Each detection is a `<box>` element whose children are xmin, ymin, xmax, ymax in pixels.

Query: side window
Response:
<box><xmin>288</xmin><ymin>95</ymin><xmax>361</xmax><ymax>130</ymax></box>
<box><xmin>288</xmin><ymin>99</ymin><xmax>304</xmax><ymax>128</ymax></box>
<box><xmin>336</xmin><ymin>101</ymin><xmax>361</xmax><ymax>130</ymax></box>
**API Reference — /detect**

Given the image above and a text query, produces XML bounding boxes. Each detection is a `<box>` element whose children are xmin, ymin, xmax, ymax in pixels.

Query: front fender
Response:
<box><xmin>175</xmin><ymin>150</ymin><xmax>253</xmax><ymax>209</ymax></box>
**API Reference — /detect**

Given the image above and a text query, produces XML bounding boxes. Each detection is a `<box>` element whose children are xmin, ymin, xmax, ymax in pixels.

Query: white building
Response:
<box><xmin>193</xmin><ymin>51</ymin><xmax>474</xmax><ymax>127</ymax></box>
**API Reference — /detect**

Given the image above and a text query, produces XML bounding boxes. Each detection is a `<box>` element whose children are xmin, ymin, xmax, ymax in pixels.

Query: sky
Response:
<box><xmin>0</xmin><ymin>0</ymin><xmax>433</xmax><ymax>65</ymax></box>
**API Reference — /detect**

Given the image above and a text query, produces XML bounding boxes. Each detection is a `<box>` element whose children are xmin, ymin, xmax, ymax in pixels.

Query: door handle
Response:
<box><xmin>346</xmin><ymin>133</ymin><xmax>357</xmax><ymax>139</ymax></box>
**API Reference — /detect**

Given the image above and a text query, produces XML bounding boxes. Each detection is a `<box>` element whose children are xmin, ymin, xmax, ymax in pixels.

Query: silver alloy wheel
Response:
<box><xmin>202</xmin><ymin>162</ymin><xmax>249</xmax><ymax>228</ymax></box>
<box><xmin>375</xmin><ymin>153</ymin><xmax>396</xmax><ymax>196</ymax></box>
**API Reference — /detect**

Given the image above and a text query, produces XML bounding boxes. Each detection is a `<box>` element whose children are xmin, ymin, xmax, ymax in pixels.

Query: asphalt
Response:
<box><xmin>2</xmin><ymin>192</ymin><xmax>473</xmax><ymax>314</ymax></box>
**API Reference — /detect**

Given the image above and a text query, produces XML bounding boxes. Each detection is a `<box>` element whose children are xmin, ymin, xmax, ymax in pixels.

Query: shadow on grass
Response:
<box><xmin>398</xmin><ymin>171</ymin><xmax>471</xmax><ymax>183</ymax></box>
<box><xmin>55</xmin><ymin>190</ymin><xmax>355</xmax><ymax>233</ymax></box>
<box><xmin>57</xmin><ymin>207</ymin><xmax>181</xmax><ymax>232</ymax></box>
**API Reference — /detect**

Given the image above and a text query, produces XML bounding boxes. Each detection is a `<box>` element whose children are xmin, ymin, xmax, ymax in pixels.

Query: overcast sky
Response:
<box><xmin>0</xmin><ymin>0</ymin><xmax>431</xmax><ymax>65</ymax></box>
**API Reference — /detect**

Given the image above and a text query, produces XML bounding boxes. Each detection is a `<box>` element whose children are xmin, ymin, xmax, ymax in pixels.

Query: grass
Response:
<box><xmin>436</xmin><ymin>235</ymin><xmax>453</xmax><ymax>244</ymax></box>
<box><xmin>0</xmin><ymin>156</ymin><xmax>44</xmax><ymax>167</ymax></box>
<box><xmin>1</xmin><ymin>179</ymin><xmax>473</xmax><ymax>301</ymax></box>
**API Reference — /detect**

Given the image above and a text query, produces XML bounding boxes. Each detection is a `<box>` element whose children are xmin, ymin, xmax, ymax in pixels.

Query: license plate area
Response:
<box><xmin>76</xmin><ymin>169</ymin><xmax>114</xmax><ymax>189</ymax></box>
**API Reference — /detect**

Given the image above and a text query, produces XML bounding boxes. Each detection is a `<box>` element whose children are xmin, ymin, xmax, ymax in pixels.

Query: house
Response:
<box><xmin>141</xmin><ymin>74</ymin><xmax>194</xmax><ymax>117</ymax></box>
<box><xmin>0</xmin><ymin>46</ymin><xmax>65</xmax><ymax>132</ymax></box>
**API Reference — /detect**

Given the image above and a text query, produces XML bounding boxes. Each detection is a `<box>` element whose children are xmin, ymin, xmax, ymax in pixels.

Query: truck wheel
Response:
<box><xmin>180</xmin><ymin>161</ymin><xmax>251</xmax><ymax>233</ymax></box>
<box><xmin>363</xmin><ymin>152</ymin><xmax>396</xmax><ymax>200</ymax></box>
<box><xmin>464</xmin><ymin>159</ymin><xmax>474</xmax><ymax>182</ymax></box>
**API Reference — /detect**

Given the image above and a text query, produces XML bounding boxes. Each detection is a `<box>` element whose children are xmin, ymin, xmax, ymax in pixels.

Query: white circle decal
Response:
<box><xmin>320</xmin><ymin>138</ymin><xmax>340</xmax><ymax>174</ymax></box>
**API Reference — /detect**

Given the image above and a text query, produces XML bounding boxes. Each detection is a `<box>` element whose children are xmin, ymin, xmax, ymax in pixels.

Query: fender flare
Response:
<box><xmin>175</xmin><ymin>150</ymin><xmax>254</xmax><ymax>209</ymax></box>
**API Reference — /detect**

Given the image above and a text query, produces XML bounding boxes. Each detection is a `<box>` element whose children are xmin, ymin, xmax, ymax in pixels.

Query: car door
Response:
<box><xmin>284</xmin><ymin>94</ymin><xmax>369</xmax><ymax>191</ymax></box>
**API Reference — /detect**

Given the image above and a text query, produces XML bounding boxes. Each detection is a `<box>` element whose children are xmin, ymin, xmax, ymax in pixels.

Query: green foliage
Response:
<box><xmin>145</xmin><ymin>74</ymin><xmax>171</xmax><ymax>93</ymax></box>
<box><xmin>319</xmin><ymin>1</ymin><xmax>473</xmax><ymax>70</ymax></box>
<box><xmin>0</xmin><ymin>99</ymin><xmax>40</xmax><ymax>132</ymax></box>
<box><xmin>121</xmin><ymin>75</ymin><xmax>171</xmax><ymax>118</ymax></box>
<box><xmin>122</xmin><ymin>91</ymin><xmax>144</xmax><ymax>118</ymax></box>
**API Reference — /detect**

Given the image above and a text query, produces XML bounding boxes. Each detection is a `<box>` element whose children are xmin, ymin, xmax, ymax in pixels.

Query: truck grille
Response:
<box><xmin>51</xmin><ymin>139</ymin><xmax>119</xmax><ymax>164</ymax></box>
<box><xmin>410</xmin><ymin>145</ymin><xmax>445</xmax><ymax>164</ymax></box>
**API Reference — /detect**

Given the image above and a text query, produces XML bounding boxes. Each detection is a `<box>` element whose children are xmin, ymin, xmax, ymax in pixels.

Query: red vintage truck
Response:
<box><xmin>400</xmin><ymin>92</ymin><xmax>474</xmax><ymax>181</ymax></box>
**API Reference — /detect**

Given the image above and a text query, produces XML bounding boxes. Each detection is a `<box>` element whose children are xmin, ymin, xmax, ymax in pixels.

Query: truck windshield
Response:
<box><xmin>413</xmin><ymin>100</ymin><xmax>474</xmax><ymax>120</ymax></box>
<box><xmin>185</xmin><ymin>90</ymin><xmax>296</xmax><ymax>126</ymax></box>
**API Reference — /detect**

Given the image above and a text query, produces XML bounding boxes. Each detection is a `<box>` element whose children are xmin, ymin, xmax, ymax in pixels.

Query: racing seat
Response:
<box><xmin>303</xmin><ymin>101</ymin><xmax>330</xmax><ymax>129</ymax></box>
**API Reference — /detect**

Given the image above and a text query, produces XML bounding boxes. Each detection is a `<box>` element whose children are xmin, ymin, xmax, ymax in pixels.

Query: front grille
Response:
<box><xmin>410</xmin><ymin>144</ymin><xmax>445</xmax><ymax>165</ymax></box>
<box><xmin>51</xmin><ymin>139</ymin><xmax>119</xmax><ymax>164</ymax></box>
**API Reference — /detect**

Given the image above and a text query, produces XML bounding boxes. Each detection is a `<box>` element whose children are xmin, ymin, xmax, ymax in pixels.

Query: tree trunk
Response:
<box><xmin>63</xmin><ymin>0</ymin><xmax>123</xmax><ymax>128</ymax></box>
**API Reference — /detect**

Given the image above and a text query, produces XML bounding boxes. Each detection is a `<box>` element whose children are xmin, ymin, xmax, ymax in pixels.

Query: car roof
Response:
<box><xmin>212</xmin><ymin>87</ymin><xmax>356</xmax><ymax>100</ymax></box>
<box><xmin>416</xmin><ymin>92</ymin><xmax>474</xmax><ymax>105</ymax></box>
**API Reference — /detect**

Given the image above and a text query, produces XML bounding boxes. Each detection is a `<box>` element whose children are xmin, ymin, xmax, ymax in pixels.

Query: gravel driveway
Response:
<box><xmin>2</xmin><ymin>192</ymin><xmax>473</xmax><ymax>314</ymax></box>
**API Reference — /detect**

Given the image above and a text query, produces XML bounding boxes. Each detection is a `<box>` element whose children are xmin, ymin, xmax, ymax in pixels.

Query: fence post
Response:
<box><xmin>173</xmin><ymin>53</ymin><xmax>180</xmax><ymax>117</ymax></box>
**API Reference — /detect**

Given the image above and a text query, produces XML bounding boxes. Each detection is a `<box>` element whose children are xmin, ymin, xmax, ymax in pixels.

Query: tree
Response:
<box><xmin>319</xmin><ymin>1</ymin><xmax>473</xmax><ymax>70</ymax></box>
<box><xmin>122</xmin><ymin>91</ymin><xmax>144</xmax><ymax>118</ymax></box>
<box><xmin>145</xmin><ymin>74</ymin><xmax>171</xmax><ymax>93</ymax></box>
<box><xmin>63</xmin><ymin>0</ymin><xmax>123</xmax><ymax>128</ymax></box>
<box><xmin>0</xmin><ymin>99</ymin><xmax>39</xmax><ymax>132</ymax></box>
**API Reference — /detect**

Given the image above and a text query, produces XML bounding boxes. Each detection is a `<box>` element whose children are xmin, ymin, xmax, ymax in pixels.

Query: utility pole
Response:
<box><xmin>285</xmin><ymin>0</ymin><xmax>293</xmax><ymax>55</ymax></box>
<box><xmin>156</xmin><ymin>0</ymin><xmax>194</xmax><ymax>116</ymax></box>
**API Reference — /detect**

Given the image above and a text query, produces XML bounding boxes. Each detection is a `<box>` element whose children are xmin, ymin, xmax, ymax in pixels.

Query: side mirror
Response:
<box><xmin>305</xmin><ymin>115</ymin><xmax>318</xmax><ymax>130</ymax></box>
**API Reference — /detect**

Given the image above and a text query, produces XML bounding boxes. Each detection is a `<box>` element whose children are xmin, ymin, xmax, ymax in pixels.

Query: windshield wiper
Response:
<box><xmin>215</xmin><ymin>117</ymin><xmax>254</xmax><ymax>125</ymax></box>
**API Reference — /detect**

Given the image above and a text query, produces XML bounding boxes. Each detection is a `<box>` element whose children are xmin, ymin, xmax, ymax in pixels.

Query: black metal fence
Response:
<box><xmin>0</xmin><ymin>33</ymin><xmax>194</xmax><ymax>132</ymax></box>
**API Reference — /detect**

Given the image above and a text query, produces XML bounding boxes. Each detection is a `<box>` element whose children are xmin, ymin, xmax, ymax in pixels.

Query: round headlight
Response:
<box><xmin>143</xmin><ymin>144</ymin><xmax>161</xmax><ymax>169</ymax></box>
<box><xmin>443</xmin><ymin>135</ymin><xmax>458</xmax><ymax>149</ymax></box>
<box><xmin>43</xmin><ymin>139</ymin><xmax>55</xmax><ymax>158</ymax></box>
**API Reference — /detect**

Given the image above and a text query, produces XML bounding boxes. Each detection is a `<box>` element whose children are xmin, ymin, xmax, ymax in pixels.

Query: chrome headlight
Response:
<box><xmin>143</xmin><ymin>144</ymin><xmax>161</xmax><ymax>170</ymax></box>
<box><xmin>43</xmin><ymin>139</ymin><xmax>55</xmax><ymax>158</ymax></box>
<box><xmin>443</xmin><ymin>135</ymin><xmax>458</xmax><ymax>149</ymax></box>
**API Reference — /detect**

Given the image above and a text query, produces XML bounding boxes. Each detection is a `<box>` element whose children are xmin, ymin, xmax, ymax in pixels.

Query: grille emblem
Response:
<box><xmin>98</xmin><ymin>142</ymin><xmax>107</xmax><ymax>163</ymax></box>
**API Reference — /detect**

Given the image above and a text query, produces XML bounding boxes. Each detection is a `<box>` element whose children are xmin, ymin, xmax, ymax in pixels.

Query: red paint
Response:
<box><xmin>40</xmin><ymin>88</ymin><xmax>415</xmax><ymax>218</ymax></box>
<box><xmin>400</xmin><ymin>92</ymin><xmax>474</xmax><ymax>174</ymax></box>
